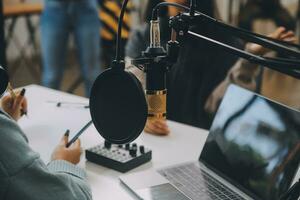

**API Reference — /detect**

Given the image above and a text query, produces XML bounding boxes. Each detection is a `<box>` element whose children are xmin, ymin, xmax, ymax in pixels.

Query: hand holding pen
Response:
<box><xmin>1</xmin><ymin>84</ymin><xmax>28</xmax><ymax>121</ymax></box>
<box><xmin>51</xmin><ymin>130</ymin><xmax>82</xmax><ymax>164</ymax></box>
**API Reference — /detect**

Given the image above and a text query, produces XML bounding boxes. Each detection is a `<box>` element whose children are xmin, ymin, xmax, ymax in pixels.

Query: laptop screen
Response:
<box><xmin>199</xmin><ymin>85</ymin><xmax>300</xmax><ymax>200</ymax></box>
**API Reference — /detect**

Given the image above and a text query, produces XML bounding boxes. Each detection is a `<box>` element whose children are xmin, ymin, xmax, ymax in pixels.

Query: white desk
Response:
<box><xmin>18</xmin><ymin>85</ymin><xmax>209</xmax><ymax>200</ymax></box>
<box><xmin>17</xmin><ymin>85</ymin><xmax>300</xmax><ymax>199</ymax></box>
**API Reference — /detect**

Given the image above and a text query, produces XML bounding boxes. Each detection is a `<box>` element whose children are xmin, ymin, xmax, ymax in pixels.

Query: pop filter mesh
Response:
<box><xmin>90</xmin><ymin>69</ymin><xmax>147</xmax><ymax>144</ymax></box>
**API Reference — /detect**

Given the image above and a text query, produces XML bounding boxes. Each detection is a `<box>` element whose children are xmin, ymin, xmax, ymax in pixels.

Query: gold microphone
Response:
<box><xmin>146</xmin><ymin>89</ymin><xmax>167</xmax><ymax>120</ymax></box>
<box><xmin>144</xmin><ymin>20</ymin><xmax>168</xmax><ymax>121</ymax></box>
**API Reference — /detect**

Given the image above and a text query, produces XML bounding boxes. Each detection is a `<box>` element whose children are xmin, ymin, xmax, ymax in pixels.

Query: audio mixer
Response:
<box><xmin>85</xmin><ymin>141</ymin><xmax>152</xmax><ymax>173</ymax></box>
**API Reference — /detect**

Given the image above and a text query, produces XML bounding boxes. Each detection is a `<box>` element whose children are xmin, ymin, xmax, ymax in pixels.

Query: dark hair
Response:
<box><xmin>253</xmin><ymin>0</ymin><xmax>280</xmax><ymax>7</ymax></box>
<box><xmin>239</xmin><ymin>0</ymin><xmax>295</xmax><ymax>31</ymax></box>
<box><xmin>193</xmin><ymin>0</ymin><xmax>215</xmax><ymax>17</ymax></box>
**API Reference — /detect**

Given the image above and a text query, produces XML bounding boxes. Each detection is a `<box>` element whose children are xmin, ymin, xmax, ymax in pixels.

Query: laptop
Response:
<box><xmin>120</xmin><ymin>85</ymin><xmax>300</xmax><ymax>200</ymax></box>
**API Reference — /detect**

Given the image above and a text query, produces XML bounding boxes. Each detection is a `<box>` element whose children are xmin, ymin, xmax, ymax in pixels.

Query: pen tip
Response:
<box><xmin>20</xmin><ymin>88</ymin><xmax>26</xmax><ymax>96</ymax></box>
<box><xmin>20</xmin><ymin>109</ymin><xmax>27</xmax><ymax>117</ymax></box>
<box><xmin>64</xmin><ymin>130</ymin><xmax>70</xmax><ymax>137</ymax></box>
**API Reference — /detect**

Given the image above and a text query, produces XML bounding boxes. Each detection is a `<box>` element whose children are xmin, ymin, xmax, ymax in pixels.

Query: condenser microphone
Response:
<box><xmin>132</xmin><ymin>20</ymin><xmax>179</xmax><ymax>121</ymax></box>
<box><xmin>144</xmin><ymin>20</ymin><xmax>168</xmax><ymax>121</ymax></box>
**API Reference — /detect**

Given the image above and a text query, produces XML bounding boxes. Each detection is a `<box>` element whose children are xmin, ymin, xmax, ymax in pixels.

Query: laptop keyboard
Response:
<box><xmin>158</xmin><ymin>163</ymin><xmax>246</xmax><ymax>200</ymax></box>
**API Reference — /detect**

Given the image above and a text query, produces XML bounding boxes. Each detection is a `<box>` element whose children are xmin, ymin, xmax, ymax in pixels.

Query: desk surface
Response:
<box><xmin>18</xmin><ymin>85</ymin><xmax>208</xmax><ymax>200</ymax></box>
<box><xmin>17</xmin><ymin>85</ymin><xmax>300</xmax><ymax>199</ymax></box>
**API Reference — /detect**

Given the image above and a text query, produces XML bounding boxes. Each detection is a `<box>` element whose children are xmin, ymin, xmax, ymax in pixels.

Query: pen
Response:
<box><xmin>46</xmin><ymin>101</ymin><xmax>89</xmax><ymax>109</ymax></box>
<box><xmin>66</xmin><ymin>120</ymin><xmax>93</xmax><ymax>148</ymax></box>
<box><xmin>64</xmin><ymin>129</ymin><xmax>70</xmax><ymax>137</ymax></box>
<box><xmin>19</xmin><ymin>88</ymin><xmax>27</xmax><ymax>116</ymax></box>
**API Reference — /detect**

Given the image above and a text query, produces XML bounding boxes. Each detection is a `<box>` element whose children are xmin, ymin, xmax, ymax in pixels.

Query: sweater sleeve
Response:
<box><xmin>0</xmin><ymin>111</ymin><xmax>92</xmax><ymax>200</ymax></box>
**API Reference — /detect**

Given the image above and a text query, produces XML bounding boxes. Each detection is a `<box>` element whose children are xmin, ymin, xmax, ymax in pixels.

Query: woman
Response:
<box><xmin>41</xmin><ymin>0</ymin><xmax>102</xmax><ymax>96</ymax></box>
<box><xmin>205</xmin><ymin>27</ymin><xmax>297</xmax><ymax>114</ymax></box>
<box><xmin>0</xmin><ymin>89</ymin><xmax>91</xmax><ymax>200</ymax></box>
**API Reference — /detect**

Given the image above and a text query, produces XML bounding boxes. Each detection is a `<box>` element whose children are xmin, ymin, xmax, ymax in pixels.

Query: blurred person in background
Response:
<box><xmin>237</xmin><ymin>0</ymin><xmax>300</xmax><ymax>111</ymax></box>
<box><xmin>205</xmin><ymin>26</ymin><xmax>297</xmax><ymax>114</ymax></box>
<box><xmin>126</xmin><ymin>0</ymin><xmax>242</xmax><ymax>134</ymax></box>
<box><xmin>126</xmin><ymin>0</ymin><xmax>297</xmax><ymax>135</ymax></box>
<box><xmin>41</xmin><ymin>0</ymin><xmax>102</xmax><ymax>96</ymax></box>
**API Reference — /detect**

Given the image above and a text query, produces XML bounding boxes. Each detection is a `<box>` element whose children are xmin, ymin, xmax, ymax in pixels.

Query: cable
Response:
<box><xmin>152</xmin><ymin>2</ymin><xmax>190</xmax><ymax>20</ymax></box>
<box><xmin>115</xmin><ymin>0</ymin><xmax>130</xmax><ymax>62</ymax></box>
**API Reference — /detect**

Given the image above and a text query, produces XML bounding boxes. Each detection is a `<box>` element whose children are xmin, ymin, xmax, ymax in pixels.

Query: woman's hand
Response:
<box><xmin>51</xmin><ymin>131</ymin><xmax>82</xmax><ymax>165</ymax></box>
<box><xmin>1</xmin><ymin>88</ymin><xmax>28</xmax><ymax>121</ymax></box>
<box><xmin>247</xmin><ymin>27</ymin><xmax>297</xmax><ymax>55</ymax></box>
<box><xmin>144</xmin><ymin>119</ymin><xmax>170</xmax><ymax>135</ymax></box>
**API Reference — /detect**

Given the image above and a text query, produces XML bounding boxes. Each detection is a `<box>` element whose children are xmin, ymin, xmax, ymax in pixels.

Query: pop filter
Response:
<box><xmin>89</xmin><ymin>67</ymin><xmax>148</xmax><ymax>144</ymax></box>
<box><xmin>89</xmin><ymin>0</ymin><xmax>147</xmax><ymax>144</ymax></box>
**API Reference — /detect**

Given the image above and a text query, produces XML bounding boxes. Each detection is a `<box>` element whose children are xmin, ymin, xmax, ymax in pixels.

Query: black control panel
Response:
<box><xmin>85</xmin><ymin>141</ymin><xmax>152</xmax><ymax>173</ymax></box>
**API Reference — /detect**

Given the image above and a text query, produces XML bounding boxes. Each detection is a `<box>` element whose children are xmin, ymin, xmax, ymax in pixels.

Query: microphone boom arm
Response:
<box><xmin>166</xmin><ymin>11</ymin><xmax>300</xmax><ymax>79</ymax></box>
<box><xmin>169</xmin><ymin>11</ymin><xmax>300</xmax><ymax>58</ymax></box>
<box><xmin>187</xmin><ymin>31</ymin><xmax>300</xmax><ymax>79</ymax></box>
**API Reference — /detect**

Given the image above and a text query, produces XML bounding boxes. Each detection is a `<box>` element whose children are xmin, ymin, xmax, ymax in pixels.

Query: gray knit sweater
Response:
<box><xmin>0</xmin><ymin>109</ymin><xmax>92</xmax><ymax>200</ymax></box>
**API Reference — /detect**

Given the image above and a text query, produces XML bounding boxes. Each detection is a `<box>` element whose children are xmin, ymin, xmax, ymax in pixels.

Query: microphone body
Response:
<box><xmin>145</xmin><ymin>59</ymin><xmax>167</xmax><ymax>120</ymax></box>
<box><xmin>132</xmin><ymin>20</ymin><xmax>179</xmax><ymax>121</ymax></box>
<box><xmin>145</xmin><ymin>20</ymin><xmax>167</xmax><ymax>120</ymax></box>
